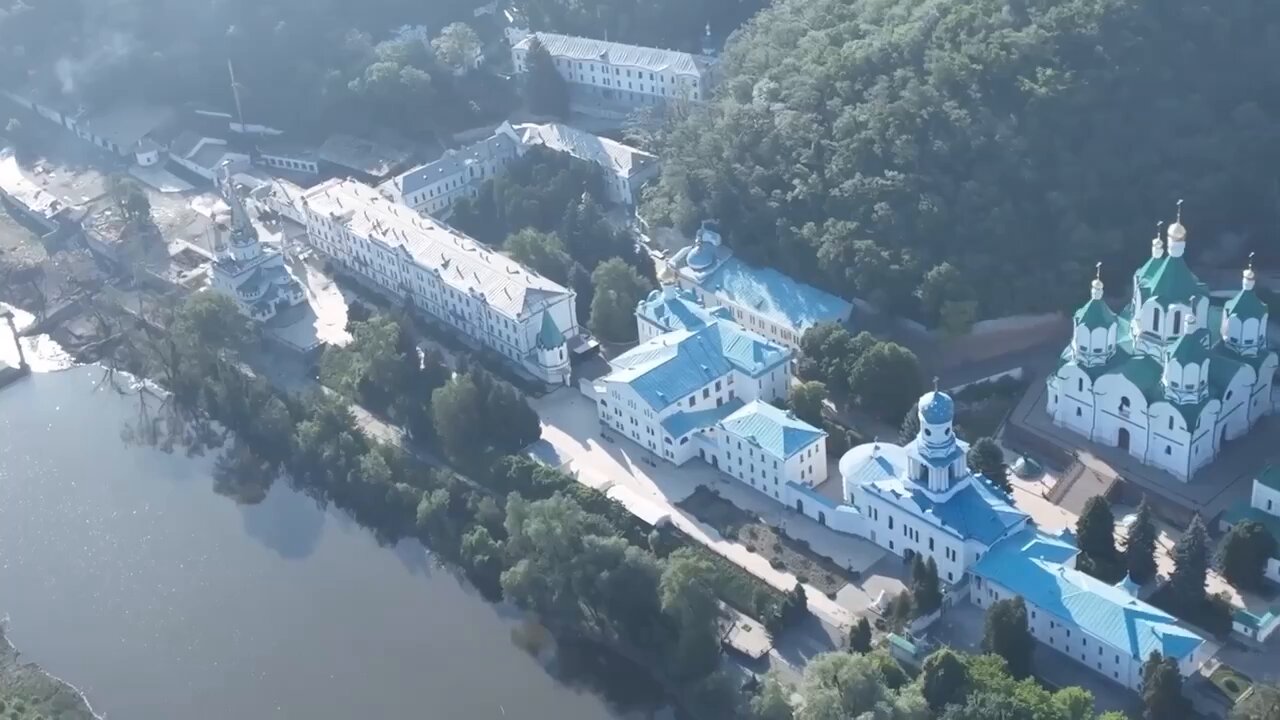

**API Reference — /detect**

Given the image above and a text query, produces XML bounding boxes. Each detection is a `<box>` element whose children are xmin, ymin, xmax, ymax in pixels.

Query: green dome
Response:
<box><xmin>1169</xmin><ymin>328</ymin><xmax>1210</xmax><ymax>365</ymax></box>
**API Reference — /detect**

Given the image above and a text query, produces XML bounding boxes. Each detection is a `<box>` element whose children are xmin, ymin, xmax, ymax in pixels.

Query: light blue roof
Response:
<box><xmin>718</xmin><ymin>400</ymin><xmax>825</xmax><ymax>459</ymax></box>
<box><xmin>636</xmin><ymin>287</ymin><xmax>733</xmax><ymax>334</ymax></box>
<box><xmin>606</xmin><ymin>320</ymin><xmax>790</xmax><ymax>411</ymax></box>
<box><xmin>918</xmin><ymin>391</ymin><xmax>954</xmax><ymax>424</ymax></box>
<box><xmin>973</xmin><ymin>529</ymin><xmax>1205</xmax><ymax>661</ymax></box>
<box><xmin>661</xmin><ymin>398</ymin><xmax>745</xmax><ymax>438</ymax></box>
<box><xmin>840</xmin><ymin>444</ymin><xmax>1026</xmax><ymax>545</ymax></box>
<box><xmin>697</xmin><ymin>257</ymin><xmax>853</xmax><ymax>334</ymax></box>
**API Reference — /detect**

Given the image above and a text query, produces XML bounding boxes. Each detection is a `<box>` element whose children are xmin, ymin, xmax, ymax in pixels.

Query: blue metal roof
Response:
<box><xmin>660</xmin><ymin>398</ymin><xmax>745</xmax><ymax>438</ymax></box>
<box><xmin>718</xmin><ymin>400</ymin><xmax>825</xmax><ymax>459</ymax></box>
<box><xmin>698</xmin><ymin>257</ymin><xmax>852</xmax><ymax>334</ymax></box>
<box><xmin>636</xmin><ymin>287</ymin><xmax>732</xmax><ymax>334</ymax></box>
<box><xmin>606</xmin><ymin>320</ymin><xmax>791</xmax><ymax>411</ymax></box>
<box><xmin>973</xmin><ymin>529</ymin><xmax>1205</xmax><ymax>661</ymax></box>
<box><xmin>841</xmin><ymin>444</ymin><xmax>1027</xmax><ymax>545</ymax></box>
<box><xmin>918</xmin><ymin>391</ymin><xmax>954</xmax><ymax>424</ymax></box>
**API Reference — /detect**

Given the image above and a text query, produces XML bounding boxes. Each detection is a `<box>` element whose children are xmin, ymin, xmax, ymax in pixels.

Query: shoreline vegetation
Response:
<box><xmin>0</xmin><ymin>626</ymin><xmax>101</xmax><ymax>720</ymax></box>
<box><xmin>27</xmin><ymin>290</ymin><xmax>782</xmax><ymax>719</ymax></box>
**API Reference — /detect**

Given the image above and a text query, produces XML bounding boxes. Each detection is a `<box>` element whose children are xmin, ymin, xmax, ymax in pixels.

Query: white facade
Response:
<box><xmin>380</xmin><ymin>123</ymin><xmax>523</xmax><ymax>216</ymax></box>
<box><xmin>713</xmin><ymin>407</ymin><xmax>827</xmax><ymax>504</ymax></box>
<box><xmin>208</xmin><ymin>169</ymin><xmax>306</xmax><ymax>322</ymax></box>
<box><xmin>1046</xmin><ymin>218</ymin><xmax>1276</xmax><ymax>481</ymax></box>
<box><xmin>510</xmin><ymin>31</ymin><xmax>716</xmax><ymax>110</ymax></box>
<box><xmin>300</xmin><ymin>179</ymin><xmax>578</xmax><ymax>385</ymax></box>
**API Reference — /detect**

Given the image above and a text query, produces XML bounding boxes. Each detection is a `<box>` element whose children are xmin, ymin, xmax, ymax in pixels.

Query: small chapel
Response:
<box><xmin>1046</xmin><ymin>204</ymin><xmax>1276</xmax><ymax>480</ymax></box>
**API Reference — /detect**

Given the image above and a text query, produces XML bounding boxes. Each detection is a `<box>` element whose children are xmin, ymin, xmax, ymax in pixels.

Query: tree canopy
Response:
<box><xmin>1217</xmin><ymin>520</ymin><xmax>1277</xmax><ymax>591</ymax></box>
<box><xmin>642</xmin><ymin>0</ymin><xmax>1280</xmax><ymax>319</ymax></box>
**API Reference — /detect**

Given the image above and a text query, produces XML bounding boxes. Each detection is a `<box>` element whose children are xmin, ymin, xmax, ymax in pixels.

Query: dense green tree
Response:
<box><xmin>106</xmin><ymin>175</ymin><xmax>152</xmax><ymax>223</ymax></box>
<box><xmin>460</xmin><ymin>524</ymin><xmax>504</xmax><ymax>595</ymax></box>
<box><xmin>921</xmin><ymin>648</ymin><xmax>970</xmax><ymax>712</ymax></box>
<box><xmin>1170</xmin><ymin>514</ymin><xmax>1210</xmax><ymax>612</ymax></box>
<box><xmin>1077</xmin><ymin>495</ymin><xmax>1118</xmax><ymax>566</ymax></box>
<box><xmin>523</xmin><ymin>37</ymin><xmax>569</xmax><ymax>118</ymax></box>
<box><xmin>749</xmin><ymin>672</ymin><xmax>795</xmax><ymax>720</ymax></box>
<box><xmin>796</xmin><ymin>652</ymin><xmax>922</xmax><ymax>720</ymax></box>
<box><xmin>431</xmin><ymin>22</ymin><xmax>480</xmax><ymax>73</ymax></box>
<box><xmin>848</xmin><ymin>616</ymin><xmax>872</xmax><ymax>654</ymax></box>
<box><xmin>660</xmin><ymin>547</ymin><xmax>727</xmax><ymax>680</ymax></box>
<box><xmin>941</xmin><ymin>692</ymin><xmax>1035</xmax><ymax>720</ymax></box>
<box><xmin>788</xmin><ymin>381</ymin><xmax>827</xmax><ymax>428</ymax></box>
<box><xmin>1142</xmin><ymin>652</ymin><xmax>1184</xmax><ymax>720</ymax></box>
<box><xmin>847</xmin><ymin>340</ymin><xmax>922</xmax><ymax>422</ymax></box>
<box><xmin>589</xmin><ymin>258</ymin><xmax>651</xmax><ymax>343</ymax></box>
<box><xmin>886</xmin><ymin>590</ymin><xmax>913</xmax><ymax>632</ymax></box>
<box><xmin>900</xmin><ymin>406</ymin><xmax>920</xmax><ymax>444</ymax></box>
<box><xmin>1217</xmin><ymin>520</ymin><xmax>1277</xmax><ymax>591</ymax></box>
<box><xmin>1125</xmin><ymin>496</ymin><xmax>1159</xmax><ymax>585</ymax></box>
<box><xmin>983</xmin><ymin>597</ymin><xmax>1033</xmax><ymax>680</ymax></box>
<box><xmin>643</xmin><ymin>0</ymin><xmax>1280</xmax><ymax>318</ymax></box>
<box><xmin>432</xmin><ymin>374</ymin><xmax>486</xmax><ymax>468</ymax></box>
<box><xmin>967</xmin><ymin>437</ymin><xmax>1010</xmax><ymax>493</ymax></box>
<box><xmin>504</xmin><ymin>228</ymin><xmax>572</xmax><ymax>284</ymax></box>
<box><xmin>1233</xmin><ymin>683</ymin><xmax>1280</xmax><ymax>720</ymax></box>
<box><xmin>912</xmin><ymin>555</ymin><xmax>943</xmax><ymax>616</ymax></box>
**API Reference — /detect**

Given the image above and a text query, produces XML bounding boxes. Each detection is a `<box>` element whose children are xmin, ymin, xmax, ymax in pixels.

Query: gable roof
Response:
<box><xmin>697</xmin><ymin>256</ymin><xmax>853</xmax><ymax>334</ymax></box>
<box><xmin>605</xmin><ymin>320</ymin><xmax>789</xmax><ymax>410</ymax></box>
<box><xmin>514</xmin><ymin>31</ymin><xmax>713</xmax><ymax>78</ymax></box>
<box><xmin>515</xmin><ymin>122</ymin><xmax>657</xmax><ymax>179</ymax></box>
<box><xmin>385</xmin><ymin>124</ymin><xmax>520</xmax><ymax>197</ymax></box>
<box><xmin>974</xmin><ymin>529</ymin><xmax>1204</xmax><ymax>661</ymax></box>
<box><xmin>660</xmin><ymin>397</ymin><xmax>745</xmax><ymax>438</ymax></box>
<box><xmin>637</xmin><ymin>287</ymin><xmax>732</xmax><ymax>333</ymax></box>
<box><xmin>718</xmin><ymin>400</ymin><xmax>825</xmax><ymax>459</ymax></box>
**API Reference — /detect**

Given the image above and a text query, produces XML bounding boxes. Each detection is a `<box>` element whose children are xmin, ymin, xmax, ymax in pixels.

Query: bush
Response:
<box><xmin>770</xmin><ymin>558</ymin><xmax>786</xmax><ymax>570</ymax></box>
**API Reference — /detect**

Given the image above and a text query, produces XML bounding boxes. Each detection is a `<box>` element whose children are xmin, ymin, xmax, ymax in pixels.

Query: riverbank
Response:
<box><xmin>0</xmin><ymin>627</ymin><xmax>100</xmax><ymax>720</ymax></box>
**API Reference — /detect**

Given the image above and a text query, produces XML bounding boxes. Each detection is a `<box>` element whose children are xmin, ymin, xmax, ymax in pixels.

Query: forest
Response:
<box><xmin>641</xmin><ymin>0</ymin><xmax>1280</xmax><ymax>319</ymax></box>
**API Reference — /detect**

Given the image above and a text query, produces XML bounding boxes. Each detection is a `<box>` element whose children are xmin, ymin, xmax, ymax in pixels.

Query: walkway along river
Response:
<box><xmin>0</xmin><ymin>364</ymin><xmax>662</xmax><ymax>720</ymax></box>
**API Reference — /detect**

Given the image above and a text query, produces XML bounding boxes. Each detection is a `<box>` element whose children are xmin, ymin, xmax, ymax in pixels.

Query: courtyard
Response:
<box><xmin>529</xmin><ymin>386</ymin><xmax>898</xmax><ymax>628</ymax></box>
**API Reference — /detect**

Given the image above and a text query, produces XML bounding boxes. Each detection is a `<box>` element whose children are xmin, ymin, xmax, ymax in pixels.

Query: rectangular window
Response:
<box><xmin>702</xmin><ymin>388</ymin><xmax>710</xmax><ymax>399</ymax></box>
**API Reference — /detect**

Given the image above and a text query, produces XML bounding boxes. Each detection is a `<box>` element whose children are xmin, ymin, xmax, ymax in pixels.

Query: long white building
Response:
<box><xmin>300</xmin><ymin>179</ymin><xmax>579</xmax><ymax>385</ymax></box>
<box><xmin>510</xmin><ymin>31</ymin><xmax>717</xmax><ymax>110</ymax></box>
<box><xmin>1046</xmin><ymin>209</ymin><xmax>1276</xmax><ymax>480</ymax></box>
<box><xmin>378</xmin><ymin>123</ymin><xmax>523</xmax><ymax>216</ymax></box>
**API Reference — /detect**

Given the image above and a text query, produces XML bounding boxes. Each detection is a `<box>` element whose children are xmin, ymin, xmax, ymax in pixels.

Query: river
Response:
<box><xmin>0</xmin><ymin>322</ymin><xmax>648</xmax><ymax>719</ymax></box>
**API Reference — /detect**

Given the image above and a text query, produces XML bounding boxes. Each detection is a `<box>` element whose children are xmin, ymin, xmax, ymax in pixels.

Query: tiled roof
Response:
<box><xmin>514</xmin><ymin>31</ymin><xmax>712</xmax><ymax>78</ymax></box>
<box><xmin>697</xmin><ymin>257</ymin><xmax>853</xmax><ymax>334</ymax></box>
<box><xmin>302</xmin><ymin>179</ymin><xmax>570</xmax><ymax>318</ymax></box>
<box><xmin>316</xmin><ymin>133</ymin><xmax>415</xmax><ymax>179</ymax></box>
<box><xmin>636</xmin><ymin>287</ymin><xmax>731</xmax><ymax>333</ymax></box>
<box><xmin>974</xmin><ymin>529</ymin><xmax>1205</xmax><ymax>661</ymax></box>
<box><xmin>661</xmin><ymin>398</ymin><xmax>745</xmax><ymax>438</ymax></box>
<box><xmin>605</xmin><ymin>320</ymin><xmax>789</xmax><ymax>410</ymax></box>
<box><xmin>386</xmin><ymin>124</ymin><xmax>520</xmax><ymax>196</ymax></box>
<box><xmin>840</xmin><ymin>443</ymin><xmax>1027</xmax><ymax>545</ymax></box>
<box><xmin>516</xmin><ymin>122</ymin><xmax>656</xmax><ymax>179</ymax></box>
<box><xmin>718</xmin><ymin>400</ymin><xmax>825</xmax><ymax>460</ymax></box>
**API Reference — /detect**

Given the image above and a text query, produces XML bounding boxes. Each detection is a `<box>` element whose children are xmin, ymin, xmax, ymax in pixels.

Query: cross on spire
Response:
<box><xmin>1095</xmin><ymin>261</ymin><xmax>1102</xmax><ymax>280</ymax></box>
<box><xmin>1176</xmin><ymin>198</ymin><xmax>1184</xmax><ymax>223</ymax></box>
<box><xmin>1248</xmin><ymin>251</ymin><xmax>1255</xmax><ymax>270</ymax></box>
<box><xmin>932</xmin><ymin>376</ymin><xmax>939</xmax><ymax>392</ymax></box>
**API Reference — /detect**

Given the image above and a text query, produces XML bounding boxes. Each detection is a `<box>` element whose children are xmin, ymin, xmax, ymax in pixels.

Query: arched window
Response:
<box><xmin>1119</xmin><ymin>396</ymin><xmax>1131</xmax><ymax>414</ymax></box>
<box><xmin>1172</xmin><ymin>311</ymin><xmax>1182</xmax><ymax>336</ymax></box>
<box><xmin>1152</xmin><ymin>307</ymin><xmax>1162</xmax><ymax>333</ymax></box>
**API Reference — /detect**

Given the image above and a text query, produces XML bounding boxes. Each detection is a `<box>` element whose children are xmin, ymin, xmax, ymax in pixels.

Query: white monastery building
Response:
<box><xmin>300</xmin><ymin>178</ymin><xmax>580</xmax><ymax>385</ymax></box>
<box><xmin>378</xmin><ymin>122</ymin><xmax>523</xmax><ymax>216</ymax></box>
<box><xmin>208</xmin><ymin>167</ymin><xmax>306</xmax><ymax>322</ymax></box>
<box><xmin>1046</xmin><ymin>206</ymin><xmax>1276</xmax><ymax>480</ymax></box>
<box><xmin>510</xmin><ymin>31</ymin><xmax>718</xmax><ymax>110</ymax></box>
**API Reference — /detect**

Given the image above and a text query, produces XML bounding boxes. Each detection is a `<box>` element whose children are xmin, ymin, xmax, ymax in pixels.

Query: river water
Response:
<box><xmin>0</xmin><ymin>316</ymin><xmax>640</xmax><ymax>720</ymax></box>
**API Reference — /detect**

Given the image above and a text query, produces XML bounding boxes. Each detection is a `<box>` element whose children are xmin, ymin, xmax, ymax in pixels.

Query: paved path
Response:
<box><xmin>532</xmin><ymin>388</ymin><xmax>892</xmax><ymax>630</ymax></box>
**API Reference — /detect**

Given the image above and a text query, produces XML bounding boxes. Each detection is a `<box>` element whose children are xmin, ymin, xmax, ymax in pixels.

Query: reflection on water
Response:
<box><xmin>0</xmin><ymin>367</ymin><xmax>650</xmax><ymax>720</ymax></box>
<box><xmin>0</xmin><ymin>302</ymin><xmax>74</xmax><ymax>373</ymax></box>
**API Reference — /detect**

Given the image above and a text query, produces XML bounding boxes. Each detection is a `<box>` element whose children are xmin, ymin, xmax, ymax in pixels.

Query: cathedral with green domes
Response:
<box><xmin>1047</xmin><ymin>207</ymin><xmax>1276</xmax><ymax>481</ymax></box>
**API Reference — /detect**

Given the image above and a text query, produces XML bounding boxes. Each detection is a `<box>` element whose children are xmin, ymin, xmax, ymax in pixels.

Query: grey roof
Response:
<box><xmin>514</xmin><ymin>32</ymin><xmax>714</xmax><ymax>78</ymax></box>
<box><xmin>169</xmin><ymin>130</ymin><xmax>206</xmax><ymax>159</ymax></box>
<box><xmin>302</xmin><ymin>179</ymin><xmax>571</xmax><ymax>318</ymax></box>
<box><xmin>317</xmin><ymin>133</ymin><xmax>415</xmax><ymax>179</ymax></box>
<box><xmin>387</xmin><ymin>125</ymin><xmax>520</xmax><ymax>196</ymax></box>
<box><xmin>516</xmin><ymin>123</ymin><xmax>657</xmax><ymax>179</ymax></box>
